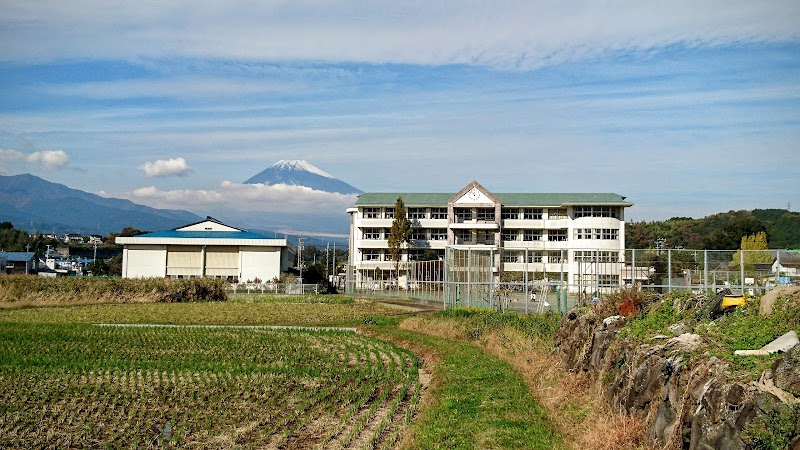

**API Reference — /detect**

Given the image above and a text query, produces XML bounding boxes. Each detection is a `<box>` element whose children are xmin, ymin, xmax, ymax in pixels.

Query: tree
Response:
<box><xmin>731</xmin><ymin>231</ymin><xmax>773</xmax><ymax>269</ymax></box>
<box><xmin>387</xmin><ymin>196</ymin><xmax>411</xmax><ymax>289</ymax></box>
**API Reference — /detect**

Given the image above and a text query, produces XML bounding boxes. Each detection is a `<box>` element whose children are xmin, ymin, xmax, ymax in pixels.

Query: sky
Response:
<box><xmin>1</xmin><ymin>1</ymin><xmax>799</xmax><ymax>235</ymax></box>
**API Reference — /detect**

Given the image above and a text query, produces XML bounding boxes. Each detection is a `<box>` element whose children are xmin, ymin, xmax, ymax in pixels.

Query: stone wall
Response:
<box><xmin>555</xmin><ymin>303</ymin><xmax>799</xmax><ymax>450</ymax></box>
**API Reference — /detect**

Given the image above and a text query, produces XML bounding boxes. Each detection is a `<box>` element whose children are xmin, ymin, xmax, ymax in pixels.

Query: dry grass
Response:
<box><xmin>0</xmin><ymin>275</ymin><xmax>227</xmax><ymax>307</ymax></box>
<box><xmin>400</xmin><ymin>315</ymin><xmax>658</xmax><ymax>450</ymax></box>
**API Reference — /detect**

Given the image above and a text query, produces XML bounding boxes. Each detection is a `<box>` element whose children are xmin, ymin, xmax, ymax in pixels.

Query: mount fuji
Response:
<box><xmin>244</xmin><ymin>160</ymin><xmax>363</xmax><ymax>195</ymax></box>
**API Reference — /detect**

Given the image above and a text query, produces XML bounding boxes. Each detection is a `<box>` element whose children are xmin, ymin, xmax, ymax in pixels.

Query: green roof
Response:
<box><xmin>355</xmin><ymin>192</ymin><xmax>631</xmax><ymax>207</ymax></box>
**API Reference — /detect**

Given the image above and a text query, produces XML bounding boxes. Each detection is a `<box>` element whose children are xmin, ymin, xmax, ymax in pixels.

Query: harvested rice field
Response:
<box><xmin>0</xmin><ymin>322</ymin><xmax>419</xmax><ymax>449</ymax></box>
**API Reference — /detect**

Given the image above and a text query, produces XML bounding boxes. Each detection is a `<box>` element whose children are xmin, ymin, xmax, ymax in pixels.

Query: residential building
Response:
<box><xmin>63</xmin><ymin>233</ymin><xmax>84</xmax><ymax>244</ymax></box>
<box><xmin>0</xmin><ymin>252</ymin><xmax>38</xmax><ymax>274</ymax></box>
<box><xmin>115</xmin><ymin>217</ymin><xmax>293</xmax><ymax>282</ymax></box>
<box><xmin>88</xmin><ymin>234</ymin><xmax>104</xmax><ymax>245</ymax></box>
<box><xmin>347</xmin><ymin>180</ymin><xmax>632</xmax><ymax>292</ymax></box>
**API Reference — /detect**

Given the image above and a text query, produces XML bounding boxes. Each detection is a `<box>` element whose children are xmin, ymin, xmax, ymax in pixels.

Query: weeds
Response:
<box><xmin>0</xmin><ymin>275</ymin><xmax>227</xmax><ymax>305</ymax></box>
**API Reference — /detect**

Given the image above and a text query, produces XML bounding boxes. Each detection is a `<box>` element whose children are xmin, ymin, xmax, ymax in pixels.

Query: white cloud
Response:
<box><xmin>1</xmin><ymin>1</ymin><xmax>797</xmax><ymax>68</ymax></box>
<box><xmin>114</xmin><ymin>181</ymin><xmax>357</xmax><ymax>215</ymax></box>
<box><xmin>139</xmin><ymin>157</ymin><xmax>193</xmax><ymax>177</ymax></box>
<box><xmin>0</xmin><ymin>149</ymin><xmax>69</xmax><ymax>172</ymax></box>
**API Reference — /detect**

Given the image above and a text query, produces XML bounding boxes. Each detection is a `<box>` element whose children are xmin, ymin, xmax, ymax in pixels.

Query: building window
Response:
<box><xmin>573</xmin><ymin>251</ymin><xmax>620</xmax><ymax>262</ymax></box>
<box><xmin>430</xmin><ymin>229</ymin><xmax>447</xmax><ymax>240</ymax></box>
<box><xmin>603</xmin><ymin>229</ymin><xmax>619</xmax><ymax>240</ymax></box>
<box><xmin>548</xmin><ymin>208</ymin><xmax>568</xmax><ymax>219</ymax></box>
<box><xmin>411</xmin><ymin>229</ymin><xmax>427</xmax><ymax>240</ymax></box>
<box><xmin>478</xmin><ymin>230</ymin><xmax>495</xmax><ymax>244</ymax></box>
<box><xmin>476</xmin><ymin>208</ymin><xmax>495</xmax><ymax>221</ymax></box>
<box><xmin>384</xmin><ymin>208</ymin><xmax>394</xmax><ymax>219</ymax></box>
<box><xmin>574</xmin><ymin>228</ymin><xmax>619</xmax><ymax>240</ymax></box>
<box><xmin>548</xmin><ymin>229</ymin><xmax>567</xmax><ymax>241</ymax></box>
<box><xmin>409</xmin><ymin>208</ymin><xmax>427</xmax><ymax>219</ymax></box>
<box><xmin>454</xmin><ymin>208</ymin><xmax>472</xmax><ymax>221</ymax></box>
<box><xmin>501</xmin><ymin>208</ymin><xmax>519</xmax><ymax>219</ymax></box>
<box><xmin>502</xmin><ymin>229</ymin><xmax>519</xmax><ymax>241</ymax></box>
<box><xmin>363</xmin><ymin>207</ymin><xmax>381</xmax><ymax>219</ymax></box>
<box><xmin>362</xmin><ymin>250</ymin><xmax>382</xmax><ymax>261</ymax></box>
<box><xmin>363</xmin><ymin>228</ymin><xmax>382</xmax><ymax>240</ymax></box>
<box><xmin>523</xmin><ymin>208</ymin><xmax>543</xmax><ymax>220</ymax></box>
<box><xmin>457</xmin><ymin>229</ymin><xmax>472</xmax><ymax>243</ymax></box>
<box><xmin>523</xmin><ymin>230</ymin><xmax>542</xmax><ymax>241</ymax></box>
<box><xmin>431</xmin><ymin>207</ymin><xmax>447</xmax><ymax>219</ymax></box>
<box><xmin>574</xmin><ymin>206</ymin><xmax>620</xmax><ymax>219</ymax></box>
<box><xmin>502</xmin><ymin>251</ymin><xmax>522</xmax><ymax>263</ymax></box>
<box><xmin>526</xmin><ymin>251</ymin><xmax>543</xmax><ymax>263</ymax></box>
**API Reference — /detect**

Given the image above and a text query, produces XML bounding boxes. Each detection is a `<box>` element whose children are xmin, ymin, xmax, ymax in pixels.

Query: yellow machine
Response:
<box><xmin>721</xmin><ymin>294</ymin><xmax>746</xmax><ymax>309</ymax></box>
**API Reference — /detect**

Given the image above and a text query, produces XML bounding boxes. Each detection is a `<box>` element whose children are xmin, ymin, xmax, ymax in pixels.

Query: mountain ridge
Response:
<box><xmin>0</xmin><ymin>173</ymin><xmax>204</xmax><ymax>235</ymax></box>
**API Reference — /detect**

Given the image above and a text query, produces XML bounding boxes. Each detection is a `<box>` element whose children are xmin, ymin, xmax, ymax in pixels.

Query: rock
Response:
<box><xmin>760</xmin><ymin>285</ymin><xmax>800</xmax><ymax>316</ymax></box>
<box><xmin>602</xmin><ymin>315</ymin><xmax>625</xmax><ymax>331</ymax></box>
<box><xmin>668</xmin><ymin>323</ymin><xmax>688</xmax><ymax>336</ymax></box>
<box><xmin>773</xmin><ymin>342</ymin><xmax>800</xmax><ymax>397</ymax></box>
<box><xmin>735</xmin><ymin>330</ymin><xmax>799</xmax><ymax>356</ymax></box>
<box><xmin>665</xmin><ymin>333</ymin><xmax>702</xmax><ymax>351</ymax></box>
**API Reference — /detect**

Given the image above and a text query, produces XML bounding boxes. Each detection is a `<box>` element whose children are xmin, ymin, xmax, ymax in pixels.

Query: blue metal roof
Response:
<box><xmin>0</xmin><ymin>252</ymin><xmax>37</xmax><ymax>261</ymax></box>
<box><xmin>137</xmin><ymin>230</ymin><xmax>273</xmax><ymax>239</ymax></box>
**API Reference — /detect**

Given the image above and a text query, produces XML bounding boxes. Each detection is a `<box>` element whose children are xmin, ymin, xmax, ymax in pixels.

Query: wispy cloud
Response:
<box><xmin>0</xmin><ymin>149</ymin><xmax>69</xmax><ymax>172</ymax></box>
<box><xmin>1</xmin><ymin>1</ymin><xmax>797</xmax><ymax>68</ymax></box>
<box><xmin>139</xmin><ymin>157</ymin><xmax>193</xmax><ymax>178</ymax></box>
<box><xmin>113</xmin><ymin>181</ymin><xmax>357</xmax><ymax>214</ymax></box>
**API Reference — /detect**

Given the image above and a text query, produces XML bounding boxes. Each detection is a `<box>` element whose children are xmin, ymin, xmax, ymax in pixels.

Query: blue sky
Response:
<box><xmin>1</xmin><ymin>1</ymin><xmax>799</xmax><ymax>234</ymax></box>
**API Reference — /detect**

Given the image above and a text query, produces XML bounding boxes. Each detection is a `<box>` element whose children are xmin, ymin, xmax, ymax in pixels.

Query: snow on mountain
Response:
<box><xmin>243</xmin><ymin>160</ymin><xmax>363</xmax><ymax>195</ymax></box>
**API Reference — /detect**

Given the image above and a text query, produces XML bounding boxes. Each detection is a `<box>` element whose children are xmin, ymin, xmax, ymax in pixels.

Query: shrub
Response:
<box><xmin>0</xmin><ymin>275</ymin><xmax>227</xmax><ymax>305</ymax></box>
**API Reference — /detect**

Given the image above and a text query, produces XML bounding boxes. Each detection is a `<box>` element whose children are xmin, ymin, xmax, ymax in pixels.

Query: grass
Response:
<box><xmin>0</xmin><ymin>301</ymin><xmax>410</xmax><ymax>327</ymax></box>
<box><xmin>0</xmin><ymin>291</ymin><xmax>565</xmax><ymax>449</ymax></box>
<box><xmin>618</xmin><ymin>293</ymin><xmax>800</xmax><ymax>381</ymax></box>
<box><xmin>367</xmin><ymin>325</ymin><xmax>563</xmax><ymax>450</ymax></box>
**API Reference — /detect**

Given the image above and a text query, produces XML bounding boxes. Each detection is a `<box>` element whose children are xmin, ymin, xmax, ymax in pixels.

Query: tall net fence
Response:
<box><xmin>345</xmin><ymin>248</ymin><xmax>799</xmax><ymax>313</ymax></box>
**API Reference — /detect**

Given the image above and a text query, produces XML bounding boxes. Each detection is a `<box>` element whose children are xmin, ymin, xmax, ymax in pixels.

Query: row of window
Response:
<box><xmin>363</xmin><ymin>206</ymin><xmax>582</xmax><ymax>220</ymax></box>
<box><xmin>574</xmin><ymin>228</ymin><xmax>619</xmax><ymax>240</ymax></box>
<box><xmin>363</xmin><ymin>228</ymin><xmax>448</xmax><ymax>240</ymax></box>
<box><xmin>363</xmin><ymin>249</ymin><xmax>624</xmax><ymax>264</ymax></box>
<box><xmin>363</xmin><ymin>207</ymin><xmax>448</xmax><ymax>219</ymax></box>
<box><xmin>573</xmin><ymin>206</ymin><xmax>621</xmax><ymax>219</ymax></box>
<box><xmin>361</xmin><ymin>249</ymin><xmax>446</xmax><ymax>261</ymax></box>
<box><xmin>364</xmin><ymin>228</ymin><xmax>618</xmax><ymax>241</ymax></box>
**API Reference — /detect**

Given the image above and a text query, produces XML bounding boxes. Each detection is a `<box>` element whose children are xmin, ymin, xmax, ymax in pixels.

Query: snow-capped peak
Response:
<box><xmin>271</xmin><ymin>160</ymin><xmax>334</xmax><ymax>179</ymax></box>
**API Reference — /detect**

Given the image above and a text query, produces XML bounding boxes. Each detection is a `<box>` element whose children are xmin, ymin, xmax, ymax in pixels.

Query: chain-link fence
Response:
<box><xmin>345</xmin><ymin>248</ymin><xmax>799</xmax><ymax>312</ymax></box>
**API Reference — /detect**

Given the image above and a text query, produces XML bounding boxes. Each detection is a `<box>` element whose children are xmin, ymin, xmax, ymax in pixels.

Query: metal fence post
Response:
<box><xmin>740</xmin><ymin>250</ymin><xmax>745</xmax><ymax>295</ymax></box>
<box><xmin>668</xmin><ymin>249</ymin><xmax>672</xmax><ymax>293</ymax></box>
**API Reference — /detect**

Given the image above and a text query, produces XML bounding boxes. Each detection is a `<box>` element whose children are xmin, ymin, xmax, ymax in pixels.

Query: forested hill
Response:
<box><xmin>626</xmin><ymin>209</ymin><xmax>800</xmax><ymax>250</ymax></box>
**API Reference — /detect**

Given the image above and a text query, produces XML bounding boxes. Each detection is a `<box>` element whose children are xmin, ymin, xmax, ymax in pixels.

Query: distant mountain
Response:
<box><xmin>244</xmin><ymin>160</ymin><xmax>363</xmax><ymax>195</ymax></box>
<box><xmin>0</xmin><ymin>173</ymin><xmax>203</xmax><ymax>235</ymax></box>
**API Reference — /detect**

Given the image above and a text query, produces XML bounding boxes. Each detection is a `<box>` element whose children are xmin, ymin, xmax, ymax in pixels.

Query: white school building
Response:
<box><xmin>346</xmin><ymin>180</ymin><xmax>632</xmax><ymax>292</ymax></box>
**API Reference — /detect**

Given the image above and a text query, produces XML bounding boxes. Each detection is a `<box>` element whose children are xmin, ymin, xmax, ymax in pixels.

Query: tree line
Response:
<box><xmin>626</xmin><ymin>209</ymin><xmax>800</xmax><ymax>250</ymax></box>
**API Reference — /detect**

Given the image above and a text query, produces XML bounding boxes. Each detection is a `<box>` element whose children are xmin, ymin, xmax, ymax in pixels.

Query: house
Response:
<box><xmin>115</xmin><ymin>217</ymin><xmax>294</xmax><ymax>282</ymax></box>
<box><xmin>0</xmin><ymin>252</ymin><xmax>38</xmax><ymax>274</ymax></box>
<box><xmin>771</xmin><ymin>250</ymin><xmax>800</xmax><ymax>282</ymax></box>
<box><xmin>88</xmin><ymin>235</ymin><xmax>104</xmax><ymax>245</ymax></box>
<box><xmin>347</xmin><ymin>180</ymin><xmax>632</xmax><ymax>293</ymax></box>
<box><xmin>63</xmin><ymin>233</ymin><xmax>84</xmax><ymax>244</ymax></box>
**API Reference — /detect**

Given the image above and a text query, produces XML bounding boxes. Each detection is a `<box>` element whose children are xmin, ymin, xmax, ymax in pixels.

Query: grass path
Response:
<box><xmin>366</xmin><ymin>325</ymin><xmax>563</xmax><ymax>450</ymax></box>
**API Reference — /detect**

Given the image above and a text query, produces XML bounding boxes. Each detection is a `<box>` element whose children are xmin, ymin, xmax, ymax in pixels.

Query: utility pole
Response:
<box><xmin>297</xmin><ymin>236</ymin><xmax>304</xmax><ymax>285</ymax></box>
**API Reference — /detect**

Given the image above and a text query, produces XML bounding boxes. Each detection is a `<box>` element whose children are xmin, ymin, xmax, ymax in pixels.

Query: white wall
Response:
<box><xmin>240</xmin><ymin>247</ymin><xmax>282</xmax><ymax>282</ymax></box>
<box><xmin>123</xmin><ymin>245</ymin><xmax>167</xmax><ymax>278</ymax></box>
